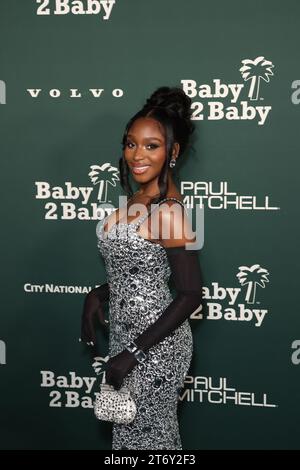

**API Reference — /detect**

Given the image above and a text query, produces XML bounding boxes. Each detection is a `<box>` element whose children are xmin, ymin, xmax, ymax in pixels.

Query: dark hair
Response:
<box><xmin>118</xmin><ymin>86</ymin><xmax>195</xmax><ymax>206</ymax></box>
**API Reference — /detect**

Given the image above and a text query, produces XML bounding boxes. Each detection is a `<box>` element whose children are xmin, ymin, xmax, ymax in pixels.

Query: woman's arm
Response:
<box><xmin>92</xmin><ymin>282</ymin><xmax>110</xmax><ymax>303</ymax></box>
<box><xmin>133</xmin><ymin>245</ymin><xmax>202</xmax><ymax>353</ymax></box>
<box><xmin>80</xmin><ymin>282</ymin><xmax>110</xmax><ymax>345</ymax></box>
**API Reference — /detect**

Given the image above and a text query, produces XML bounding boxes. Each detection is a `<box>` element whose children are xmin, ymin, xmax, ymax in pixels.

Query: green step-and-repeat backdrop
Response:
<box><xmin>0</xmin><ymin>0</ymin><xmax>299</xmax><ymax>450</ymax></box>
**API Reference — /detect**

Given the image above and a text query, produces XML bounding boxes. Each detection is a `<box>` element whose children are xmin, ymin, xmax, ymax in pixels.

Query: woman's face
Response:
<box><xmin>124</xmin><ymin>117</ymin><xmax>174</xmax><ymax>183</ymax></box>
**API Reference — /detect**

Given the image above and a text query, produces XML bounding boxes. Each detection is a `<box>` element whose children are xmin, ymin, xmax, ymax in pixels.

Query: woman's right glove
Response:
<box><xmin>80</xmin><ymin>283</ymin><xmax>110</xmax><ymax>346</ymax></box>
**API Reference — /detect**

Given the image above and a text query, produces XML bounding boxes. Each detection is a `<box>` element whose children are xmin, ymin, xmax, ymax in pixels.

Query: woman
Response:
<box><xmin>81</xmin><ymin>86</ymin><xmax>203</xmax><ymax>450</ymax></box>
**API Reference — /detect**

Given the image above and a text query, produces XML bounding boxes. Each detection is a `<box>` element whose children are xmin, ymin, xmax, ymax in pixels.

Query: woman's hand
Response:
<box><xmin>80</xmin><ymin>289</ymin><xmax>109</xmax><ymax>346</ymax></box>
<box><xmin>105</xmin><ymin>350</ymin><xmax>138</xmax><ymax>390</ymax></box>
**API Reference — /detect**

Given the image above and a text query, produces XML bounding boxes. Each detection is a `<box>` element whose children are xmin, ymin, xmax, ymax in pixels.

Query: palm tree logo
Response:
<box><xmin>88</xmin><ymin>163</ymin><xmax>120</xmax><ymax>202</ymax></box>
<box><xmin>239</xmin><ymin>56</ymin><xmax>274</xmax><ymax>101</ymax></box>
<box><xmin>92</xmin><ymin>355</ymin><xmax>109</xmax><ymax>381</ymax></box>
<box><xmin>236</xmin><ymin>264</ymin><xmax>270</xmax><ymax>304</ymax></box>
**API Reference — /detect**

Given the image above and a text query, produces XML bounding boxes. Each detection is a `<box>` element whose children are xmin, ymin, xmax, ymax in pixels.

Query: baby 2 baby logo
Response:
<box><xmin>192</xmin><ymin>264</ymin><xmax>270</xmax><ymax>327</ymax></box>
<box><xmin>40</xmin><ymin>357</ymin><xmax>107</xmax><ymax>409</ymax></box>
<box><xmin>182</xmin><ymin>55</ymin><xmax>275</xmax><ymax>125</ymax></box>
<box><xmin>35</xmin><ymin>0</ymin><xmax>116</xmax><ymax>20</ymax></box>
<box><xmin>35</xmin><ymin>163</ymin><xmax>119</xmax><ymax>220</ymax></box>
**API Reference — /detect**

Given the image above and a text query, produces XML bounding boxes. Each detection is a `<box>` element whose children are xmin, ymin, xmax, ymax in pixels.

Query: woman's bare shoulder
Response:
<box><xmin>156</xmin><ymin>193</ymin><xmax>195</xmax><ymax>248</ymax></box>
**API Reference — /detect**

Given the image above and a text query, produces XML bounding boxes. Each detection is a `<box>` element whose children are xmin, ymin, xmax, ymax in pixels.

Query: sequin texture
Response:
<box><xmin>96</xmin><ymin>198</ymin><xmax>193</xmax><ymax>450</ymax></box>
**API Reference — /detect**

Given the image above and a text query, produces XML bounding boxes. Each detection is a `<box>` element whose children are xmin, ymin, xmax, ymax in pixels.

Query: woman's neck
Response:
<box><xmin>136</xmin><ymin>171</ymin><xmax>176</xmax><ymax>198</ymax></box>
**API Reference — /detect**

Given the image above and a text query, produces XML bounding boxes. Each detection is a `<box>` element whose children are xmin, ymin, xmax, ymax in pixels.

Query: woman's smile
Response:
<box><xmin>131</xmin><ymin>165</ymin><xmax>151</xmax><ymax>175</ymax></box>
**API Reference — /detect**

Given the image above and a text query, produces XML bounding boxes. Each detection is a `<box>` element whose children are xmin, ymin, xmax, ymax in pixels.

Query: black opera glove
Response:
<box><xmin>80</xmin><ymin>282</ymin><xmax>110</xmax><ymax>346</ymax></box>
<box><xmin>105</xmin><ymin>350</ymin><xmax>139</xmax><ymax>391</ymax></box>
<box><xmin>133</xmin><ymin>246</ymin><xmax>203</xmax><ymax>353</ymax></box>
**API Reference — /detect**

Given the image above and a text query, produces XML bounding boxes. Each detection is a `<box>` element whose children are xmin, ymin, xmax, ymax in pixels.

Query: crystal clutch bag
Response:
<box><xmin>94</xmin><ymin>383</ymin><xmax>137</xmax><ymax>424</ymax></box>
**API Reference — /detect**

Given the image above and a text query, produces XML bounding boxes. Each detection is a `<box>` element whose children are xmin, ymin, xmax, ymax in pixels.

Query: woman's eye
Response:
<box><xmin>147</xmin><ymin>144</ymin><xmax>158</xmax><ymax>150</ymax></box>
<box><xmin>125</xmin><ymin>142</ymin><xmax>158</xmax><ymax>150</ymax></box>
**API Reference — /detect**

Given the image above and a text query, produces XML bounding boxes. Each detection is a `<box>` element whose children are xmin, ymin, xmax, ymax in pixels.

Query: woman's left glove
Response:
<box><xmin>105</xmin><ymin>350</ymin><xmax>138</xmax><ymax>390</ymax></box>
<box><xmin>80</xmin><ymin>284</ymin><xmax>109</xmax><ymax>346</ymax></box>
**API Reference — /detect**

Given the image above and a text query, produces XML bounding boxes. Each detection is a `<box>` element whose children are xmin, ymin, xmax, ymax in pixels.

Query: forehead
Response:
<box><xmin>128</xmin><ymin>117</ymin><xmax>165</xmax><ymax>139</ymax></box>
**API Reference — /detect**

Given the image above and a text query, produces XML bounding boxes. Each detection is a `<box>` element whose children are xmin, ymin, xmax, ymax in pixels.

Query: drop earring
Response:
<box><xmin>169</xmin><ymin>157</ymin><xmax>176</xmax><ymax>168</ymax></box>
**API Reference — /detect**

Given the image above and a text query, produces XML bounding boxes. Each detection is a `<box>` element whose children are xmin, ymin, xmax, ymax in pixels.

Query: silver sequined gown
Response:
<box><xmin>96</xmin><ymin>197</ymin><xmax>193</xmax><ymax>450</ymax></box>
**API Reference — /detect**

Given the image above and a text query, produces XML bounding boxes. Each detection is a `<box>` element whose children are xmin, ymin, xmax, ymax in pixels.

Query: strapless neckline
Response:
<box><xmin>99</xmin><ymin>218</ymin><xmax>167</xmax><ymax>252</ymax></box>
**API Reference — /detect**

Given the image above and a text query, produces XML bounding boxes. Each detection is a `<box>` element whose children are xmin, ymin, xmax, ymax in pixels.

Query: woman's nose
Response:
<box><xmin>132</xmin><ymin>146</ymin><xmax>146</xmax><ymax>159</ymax></box>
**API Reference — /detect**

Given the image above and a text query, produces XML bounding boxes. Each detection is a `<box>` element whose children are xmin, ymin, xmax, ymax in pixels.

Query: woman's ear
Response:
<box><xmin>172</xmin><ymin>142</ymin><xmax>180</xmax><ymax>159</ymax></box>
